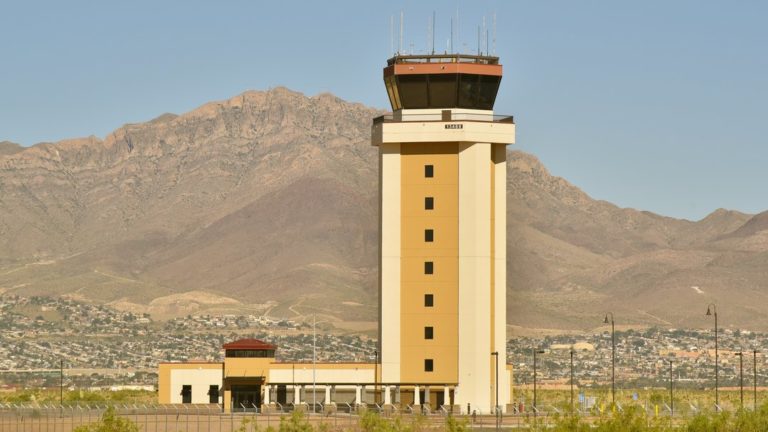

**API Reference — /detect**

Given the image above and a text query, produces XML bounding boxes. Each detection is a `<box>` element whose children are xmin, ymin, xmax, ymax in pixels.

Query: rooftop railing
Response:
<box><xmin>387</xmin><ymin>54</ymin><xmax>500</xmax><ymax>66</ymax></box>
<box><xmin>373</xmin><ymin>112</ymin><xmax>514</xmax><ymax>125</ymax></box>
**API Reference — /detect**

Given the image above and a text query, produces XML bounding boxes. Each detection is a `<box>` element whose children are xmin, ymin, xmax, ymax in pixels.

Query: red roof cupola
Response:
<box><xmin>223</xmin><ymin>338</ymin><xmax>277</xmax><ymax>351</ymax></box>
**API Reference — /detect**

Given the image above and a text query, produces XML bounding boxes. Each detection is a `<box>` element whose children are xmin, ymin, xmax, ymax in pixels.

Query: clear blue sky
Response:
<box><xmin>1</xmin><ymin>1</ymin><xmax>767</xmax><ymax>221</ymax></box>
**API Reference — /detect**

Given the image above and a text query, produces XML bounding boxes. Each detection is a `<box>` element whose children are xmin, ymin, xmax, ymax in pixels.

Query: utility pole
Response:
<box><xmin>754</xmin><ymin>350</ymin><xmax>759</xmax><ymax>411</ymax></box>
<box><xmin>669</xmin><ymin>360</ymin><xmax>674</xmax><ymax>418</ymax></box>
<box><xmin>603</xmin><ymin>313</ymin><xmax>616</xmax><ymax>406</ymax></box>
<box><xmin>570</xmin><ymin>348</ymin><xmax>575</xmax><ymax>414</ymax></box>
<box><xmin>737</xmin><ymin>351</ymin><xmax>744</xmax><ymax>410</ymax></box>
<box><xmin>706</xmin><ymin>304</ymin><xmax>719</xmax><ymax>410</ymax></box>
<box><xmin>533</xmin><ymin>349</ymin><xmax>545</xmax><ymax>417</ymax></box>
<box><xmin>491</xmin><ymin>351</ymin><xmax>500</xmax><ymax>430</ymax></box>
<box><xmin>312</xmin><ymin>314</ymin><xmax>316</xmax><ymax>413</ymax></box>
<box><xmin>60</xmin><ymin>359</ymin><xmax>64</xmax><ymax>405</ymax></box>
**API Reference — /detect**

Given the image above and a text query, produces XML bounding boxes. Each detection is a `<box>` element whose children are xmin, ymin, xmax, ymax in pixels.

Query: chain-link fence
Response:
<box><xmin>0</xmin><ymin>401</ymin><xmax>717</xmax><ymax>431</ymax></box>
<box><xmin>0</xmin><ymin>403</ymin><xmax>465</xmax><ymax>431</ymax></box>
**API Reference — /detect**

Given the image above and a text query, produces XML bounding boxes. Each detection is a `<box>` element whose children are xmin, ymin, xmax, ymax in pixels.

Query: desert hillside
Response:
<box><xmin>1</xmin><ymin>88</ymin><xmax>766</xmax><ymax>332</ymax></box>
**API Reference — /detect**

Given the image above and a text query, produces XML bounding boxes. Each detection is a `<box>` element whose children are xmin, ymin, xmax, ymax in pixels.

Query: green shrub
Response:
<box><xmin>279</xmin><ymin>411</ymin><xmax>314</xmax><ymax>432</ymax></box>
<box><xmin>73</xmin><ymin>406</ymin><xmax>139</xmax><ymax>432</ymax></box>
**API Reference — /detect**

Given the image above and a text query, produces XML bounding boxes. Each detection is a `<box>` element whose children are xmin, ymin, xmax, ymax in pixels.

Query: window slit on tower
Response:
<box><xmin>425</xmin><ymin>164</ymin><xmax>434</xmax><ymax>178</ymax></box>
<box><xmin>424</xmin><ymin>262</ymin><xmax>434</xmax><ymax>275</ymax></box>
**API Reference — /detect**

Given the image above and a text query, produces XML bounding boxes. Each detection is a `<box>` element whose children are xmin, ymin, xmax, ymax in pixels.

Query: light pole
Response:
<box><xmin>736</xmin><ymin>351</ymin><xmax>744</xmax><ymax>410</ymax></box>
<box><xmin>312</xmin><ymin>314</ymin><xmax>316</xmax><ymax>413</ymax></box>
<box><xmin>374</xmin><ymin>349</ymin><xmax>378</xmax><ymax>405</ymax></box>
<box><xmin>669</xmin><ymin>360</ymin><xmax>674</xmax><ymax>418</ymax></box>
<box><xmin>60</xmin><ymin>359</ymin><xmax>64</xmax><ymax>412</ymax></box>
<box><xmin>570</xmin><ymin>348</ymin><xmax>575</xmax><ymax>414</ymax></box>
<box><xmin>491</xmin><ymin>351</ymin><xmax>499</xmax><ymax>430</ymax></box>
<box><xmin>533</xmin><ymin>348</ymin><xmax>545</xmax><ymax>417</ymax></box>
<box><xmin>603</xmin><ymin>312</ymin><xmax>615</xmax><ymax>406</ymax></box>
<box><xmin>754</xmin><ymin>350</ymin><xmax>759</xmax><ymax>411</ymax></box>
<box><xmin>706</xmin><ymin>303</ymin><xmax>718</xmax><ymax>410</ymax></box>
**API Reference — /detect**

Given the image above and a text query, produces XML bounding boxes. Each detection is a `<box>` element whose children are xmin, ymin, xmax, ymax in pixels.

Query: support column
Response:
<box><xmin>294</xmin><ymin>385</ymin><xmax>301</xmax><ymax>405</ymax></box>
<box><xmin>443</xmin><ymin>387</ymin><xmax>450</xmax><ymax>408</ymax></box>
<box><xmin>325</xmin><ymin>386</ymin><xmax>331</xmax><ymax>404</ymax></box>
<box><xmin>414</xmin><ymin>386</ymin><xmax>420</xmax><ymax>405</ymax></box>
<box><xmin>355</xmin><ymin>386</ymin><xmax>362</xmax><ymax>405</ymax></box>
<box><xmin>384</xmin><ymin>386</ymin><xmax>392</xmax><ymax>405</ymax></box>
<box><xmin>263</xmin><ymin>385</ymin><xmax>270</xmax><ymax>404</ymax></box>
<box><xmin>424</xmin><ymin>387</ymin><xmax>430</xmax><ymax>408</ymax></box>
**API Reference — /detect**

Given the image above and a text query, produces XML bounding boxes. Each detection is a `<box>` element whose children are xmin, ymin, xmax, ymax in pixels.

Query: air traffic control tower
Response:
<box><xmin>372</xmin><ymin>54</ymin><xmax>515</xmax><ymax>414</ymax></box>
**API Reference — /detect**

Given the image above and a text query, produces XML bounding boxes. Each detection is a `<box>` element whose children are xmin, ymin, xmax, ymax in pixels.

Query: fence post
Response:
<box><xmin>183</xmin><ymin>404</ymin><xmax>189</xmax><ymax>432</ymax></box>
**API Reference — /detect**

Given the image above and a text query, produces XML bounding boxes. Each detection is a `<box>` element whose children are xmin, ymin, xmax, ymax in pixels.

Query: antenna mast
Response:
<box><xmin>482</xmin><ymin>16</ymin><xmax>486</xmax><ymax>55</ymax></box>
<box><xmin>390</xmin><ymin>15</ymin><xmax>394</xmax><ymax>57</ymax></box>
<box><xmin>426</xmin><ymin>15</ymin><xmax>431</xmax><ymax>55</ymax></box>
<box><xmin>399</xmin><ymin>11</ymin><xmax>404</xmax><ymax>54</ymax></box>
<box><xmin>477</xmin><ymin>25</ymin><xmax>480</xmax><ymax>55</ymax></box>
<box><xmin>431</xmin><ymin>11</ymin><xmax>436</xmax><ymax>55</ymax></box>
<box><xmin>493</xmin><ymin>12</ymin><xmax>497</xmax><ymax>55</ymax></box>
<box><xmin>456</xmin><ymin>6</ymin><xmax>460</xmax><ymax>54</ymax></box>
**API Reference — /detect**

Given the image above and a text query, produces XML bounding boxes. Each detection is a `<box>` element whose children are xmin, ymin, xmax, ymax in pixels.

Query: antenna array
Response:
<box><xmin>386</xmin><ymin>9</ymin><xmax>499</xmax><ymax>57</ymax></box>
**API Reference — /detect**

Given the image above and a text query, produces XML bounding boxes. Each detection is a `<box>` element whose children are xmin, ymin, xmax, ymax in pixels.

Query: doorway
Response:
<box><xmin>231</xmin><ymin>385</ymin><xmax>261</xmax><ymax>412</ymax></box>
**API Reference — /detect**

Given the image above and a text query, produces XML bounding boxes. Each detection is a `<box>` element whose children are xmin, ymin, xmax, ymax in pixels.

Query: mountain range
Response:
<box><xmin>1</xmin><ymin>88</ymin><xmax>767</xmax><ymax>334</ymax></box>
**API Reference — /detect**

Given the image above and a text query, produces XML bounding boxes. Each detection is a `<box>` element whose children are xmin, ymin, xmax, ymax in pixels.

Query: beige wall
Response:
<box><xmin>372</xmin><ymin>119</ymin><xmax>515</xmax><ymax>147</ymax></box>
<box><xmin>380</xmin><ymin>143</ymin><xmax>402</xmax><ymax>383</ymax></box>
<box><xmin>456</xmin><ymin>142</ymin><xmax>492</xmax><ymax>412</ymax></box>
<box><xmin>494</xmin><ymin>145</ymin><xmax>510</xmax><ymax>407</ymax></box>
<box><xmin>268</xmin><ymin>363</ymin><xmax>375</xmax><ymax>384</ymax></box>
<box><xmin>158</xmin><ymin>363</ymin><xmax>222</xmax><ymax>404</ymax></box>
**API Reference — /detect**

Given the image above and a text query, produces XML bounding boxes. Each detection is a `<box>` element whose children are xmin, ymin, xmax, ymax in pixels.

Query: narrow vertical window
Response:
<box><xmin>425</xmin><ymin>229</ymin><xmax>434</xmax><ymax>242</ymax></box>
<box><xmin>208</xmin><ymin>385</ymin><xmax>219</xmax><ymax>404</ymax></box>
<box><xmin>425</xmin><ymin>164</ymin><xmax>434</xmax><ymax>178</ymax></box>
<box><xmin>425</xmin><ymin>197</ymin><xmax>434</xmax><ymax>210</ymax></box>
<box><xmin>181</xmin><ymin>385</ymin><xmax>192</xmax><ymax>404</ymax></box>
<box><xmin>424</xmin><ymin>261</ymin><xmax>434</xmax><ymax>275</ymax></box>
<box><xmin>424</xmin><ymin>294</ymin><xmax>434</xmax><ymax>307</ymax></box>
<box><xmin>424</xmin><ymin>359</ymin><xmax>434</xmax><ymax>372</ymax></box>
<box><xmin>424</xmin><ymin>326</ymin><xmax>434</xmax><ymax>340</ymax></box>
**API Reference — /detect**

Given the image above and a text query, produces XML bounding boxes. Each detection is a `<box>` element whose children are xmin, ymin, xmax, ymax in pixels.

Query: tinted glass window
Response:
<box><xmin>428</xmin><ymin>74</ymin><xmax>458</xmax><ymax>107</ymax></box>
<box><xmin>458</xmin><ymin>74</ymin><xmax>481</xmax><ymax>108</ymax></box>
<box><xmin>425</xmin><ymin>197</ymin><xmax>434</xmax><ymax>210</ymax></box>
<box><xmin>424</xmin><ymin>262</ymin><xmax>434</xmax><ymax>275</ymax></box>
<box><xmin>424</xmin><ymin>165</ymin><xmax>434</xmax><ymax>178</ymax></box>
<box><xmin>425</xmin><ymin>229</ymin><xmax>434</xmax><ymax>242</ymax></box>
<box><xmin>424</xmin><ymin>326</ymin><xmax>434</xmax><ymax>339</ymax></box>
<box><xmin>424</xmin><ymin>359</ymin><xmax>434</xmax><ymax>372</ymax></box>
<box><xmin>477</xmin><ymin>75</ymin><xmax>501</xmax><ymax>110</ymax></box>
<box><xmin>397</xmin><ymin>75</ymin><xmax>429</xmax><ymax>108</ymax></box>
